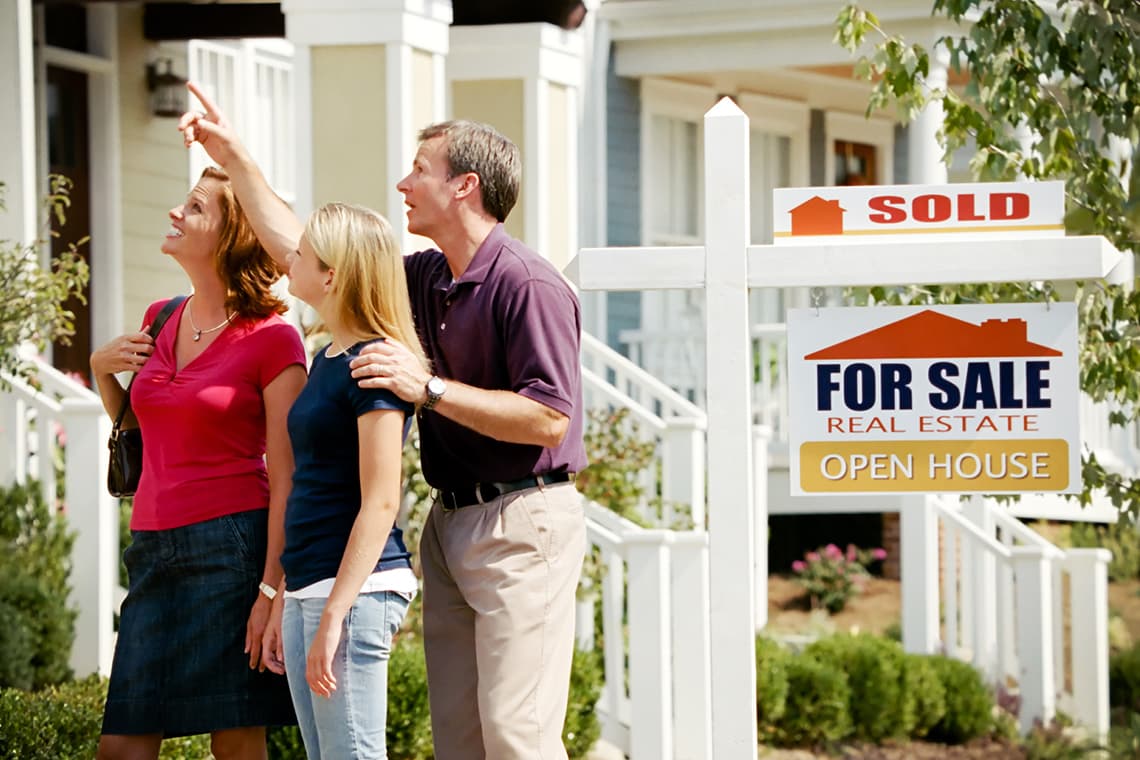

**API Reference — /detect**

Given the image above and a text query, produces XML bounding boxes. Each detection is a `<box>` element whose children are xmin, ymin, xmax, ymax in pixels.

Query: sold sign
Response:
<box><xmin>773</xmin><ymin>181</ymin><xmax>1064</xmax><ymax>244</ymax></box>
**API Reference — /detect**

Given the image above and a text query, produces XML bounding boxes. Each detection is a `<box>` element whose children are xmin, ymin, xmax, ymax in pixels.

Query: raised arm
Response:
<box><xmin>178</xmin><ymin>82</ymin><xmax>304</xmax><ymax>272</ymax></box>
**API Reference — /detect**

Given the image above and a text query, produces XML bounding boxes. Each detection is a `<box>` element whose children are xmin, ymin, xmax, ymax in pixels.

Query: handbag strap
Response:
<box><xmin>111</xmin><ymin>295</ymin><xmax>188</xmax><ymax>434</ymax></box>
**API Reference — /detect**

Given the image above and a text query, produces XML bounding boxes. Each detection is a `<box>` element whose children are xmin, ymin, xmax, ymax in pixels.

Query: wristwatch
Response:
<box><xmin>423</xmin><ymin>376</ymin><xmax>447</xmax><ymax>410</ymax></box>
<box><xmin>258</xmin><ymin>582</ymin><xmax>278</xmax><ymax>600</ymax></box>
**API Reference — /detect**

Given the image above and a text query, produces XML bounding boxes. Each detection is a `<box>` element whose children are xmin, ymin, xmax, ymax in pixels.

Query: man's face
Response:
<box><xmin>397</xmin><ymin>136</ymin><xmax>460</xmax><ymax>240</ymax></box>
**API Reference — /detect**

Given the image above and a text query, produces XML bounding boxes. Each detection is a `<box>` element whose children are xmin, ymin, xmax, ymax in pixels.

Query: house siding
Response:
<box><xmin>809</xmin><ymin>108</ymin><xmax>826</xmax><ymax>186</ymax></box>
<box><xmin>117</xmin><ymin>6</ymin><xmax>191</xmax><ymax>331</ymax></box>
<box><xmin>605</xmin><ymin>59</ymin><xmax>640</xmax><ymax>353</ymax></box>
<box><xmin>894</xmin><ymin>122</ymin><xmax>909</xmax><ymax>184</ymax></box>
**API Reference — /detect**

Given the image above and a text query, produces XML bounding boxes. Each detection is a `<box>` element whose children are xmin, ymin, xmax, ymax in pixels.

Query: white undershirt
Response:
<box><xmin>284</xmin><ymin>566</ymin><xmax>418</xmax><ymax>601</ymax></box>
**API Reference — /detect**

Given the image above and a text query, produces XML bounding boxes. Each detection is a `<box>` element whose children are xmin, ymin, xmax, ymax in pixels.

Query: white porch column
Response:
<box><xmin>907</xmin><ymin>45</ymin><xmax>949</xmax><ymax>185</ymax></box>
<box><xmin>448</xmin><ymin>23</ymin><xmax>582</xmax><ymax>271</ymax></box>
<box><xmin>0</xmin><ymin>0</ymin><xmax>37</xmax><ymax>247</ymax></box>
<box><xmin>282</xmin><ymin>0</ymin><xmax>450</xmax><ymax>254</ymax></box>
<box><xmin>901</xmin><ymin>495</ymin><xmax>940</xmax><ymax>654</ymax></box>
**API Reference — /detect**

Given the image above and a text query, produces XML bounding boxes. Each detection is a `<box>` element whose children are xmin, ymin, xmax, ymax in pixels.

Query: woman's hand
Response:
<box><xmin>306</xmin><ymin>613</ymin><xmax>344</xmax><ymax>698</ymax></box>
<box><xmin>245</xmin><ymin>593</ymin><xmax>273</xmax><ymax>670</ymax></box>
<box><xmin>90</xmin><ymin>331</ymin><xmax>154</xmax><ymax>376</ymax></box>
<box><xmin>178</xmin><ymin>82</ymin><xmax>245</xmax><ymax>169</ymax></box>
<box><xmin>260</xmin><ymin>593</ymin><xmax>286</xmax><ymax>675</ymax></box>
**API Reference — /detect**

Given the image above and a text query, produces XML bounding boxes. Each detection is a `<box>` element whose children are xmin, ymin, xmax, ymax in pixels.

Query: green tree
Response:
<box><xmin>835</xmin><ymin>0</ymin><xmax>1140</xmax><ymax>514</ymax></box>
<box><xmin>0</xmin><ymin>175</ymin><xmax>89</xmax><ymax>388</ymax></box>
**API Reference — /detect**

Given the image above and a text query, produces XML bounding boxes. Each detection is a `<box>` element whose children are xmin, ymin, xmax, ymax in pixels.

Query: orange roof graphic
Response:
<box><xmin>805</xmin><ymin>310</ymin><xmax>1062</xmax><ymax>360</ymax></box>
<box><xmin>789</xmin><ymin>196</ymin><xmax>845</xmax><ymax>236</ymax></box>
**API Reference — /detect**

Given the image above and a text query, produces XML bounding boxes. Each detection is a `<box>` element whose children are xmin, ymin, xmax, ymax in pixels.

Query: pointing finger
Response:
<box><xmin>187</xmin><ymin>81</ymin><xmax>223</xmax><ymax>121</ymax></box>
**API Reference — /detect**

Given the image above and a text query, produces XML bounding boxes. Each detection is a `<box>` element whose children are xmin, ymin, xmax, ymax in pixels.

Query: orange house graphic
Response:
<box><xmin>789</xmin><ymin>196</ymin><xmax>846</xmax><ymax>236</ymax></box>
<box><xmin>804</xmin><ymin>310</ymin><xmax>1063</xmax><ymax>360</ymax></box>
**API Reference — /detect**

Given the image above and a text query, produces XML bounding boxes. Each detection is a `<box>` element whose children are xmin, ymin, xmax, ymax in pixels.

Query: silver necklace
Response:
<box><xmin>187</xmin><ymin>301</ymin><xmax>236</xmax><ymax>342</ymax></box>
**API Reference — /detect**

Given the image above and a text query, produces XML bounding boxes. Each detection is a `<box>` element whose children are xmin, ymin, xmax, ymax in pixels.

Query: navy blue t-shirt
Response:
<box><xmin>282</xmin><ymin>341</ymin><xmax>415</xmax><ymax>592</ymax></box>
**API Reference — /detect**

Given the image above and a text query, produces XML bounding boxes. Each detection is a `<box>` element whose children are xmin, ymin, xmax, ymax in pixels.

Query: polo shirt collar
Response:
<box><xmin>432</xmin><ymin>223</ymin><xmax>507</xmax><ymax>292</ymax></box>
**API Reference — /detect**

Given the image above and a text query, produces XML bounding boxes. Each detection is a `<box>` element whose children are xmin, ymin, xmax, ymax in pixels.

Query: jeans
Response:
<box><xmin>282</xmin><ymin>591</ymin><xmax>409</xmax><ymax>759</ymax></box>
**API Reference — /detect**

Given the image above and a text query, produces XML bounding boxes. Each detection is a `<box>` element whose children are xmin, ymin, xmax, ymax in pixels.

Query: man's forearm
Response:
<box><xmin>432</xmin><ymin>381</ymin><xmax>569</xmax><ymax>448</ymax></box>
<box><xmin>222</xmin><ymin>151</ymin><xmax>304</xmax><ymax>273</ymax></box>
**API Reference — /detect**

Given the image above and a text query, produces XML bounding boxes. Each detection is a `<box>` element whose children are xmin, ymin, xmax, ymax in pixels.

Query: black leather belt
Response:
<box><xmin>439</xmin><ymin>472</ymin><xmax>575</xmax><ymax>511</ymax></box>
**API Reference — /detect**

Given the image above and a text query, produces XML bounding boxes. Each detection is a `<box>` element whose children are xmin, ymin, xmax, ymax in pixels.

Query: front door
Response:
<box><xmin>46</xmin><ymin>63</ymin><xmax>93</xmax><ymax>379</ymax></box>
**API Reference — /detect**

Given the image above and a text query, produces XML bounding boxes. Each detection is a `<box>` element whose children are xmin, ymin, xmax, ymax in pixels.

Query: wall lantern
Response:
<box><xmin>146</xmin><ymin>58</ymin><xmax>187</xmax><ymax>118</ymax></box>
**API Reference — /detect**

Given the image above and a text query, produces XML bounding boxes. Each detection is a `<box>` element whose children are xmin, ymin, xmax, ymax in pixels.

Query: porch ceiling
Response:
<box><xmin>601</xmin><ymin>0</ymin><xmax>965</xmax><ymax>75</ymax></box>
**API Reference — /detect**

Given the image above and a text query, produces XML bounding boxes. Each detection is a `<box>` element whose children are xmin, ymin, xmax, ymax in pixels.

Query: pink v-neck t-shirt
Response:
<box><xmin>128</xmin><ymin>298</ymin><xmax>306</xmax><ymax>531</ymax></box>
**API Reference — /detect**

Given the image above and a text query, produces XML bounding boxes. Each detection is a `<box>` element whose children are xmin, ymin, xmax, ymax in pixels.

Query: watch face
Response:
<box><xmin>427</xmin><ymin>377</ymin><xmax>446</xmax><ymax>396</ymax></box>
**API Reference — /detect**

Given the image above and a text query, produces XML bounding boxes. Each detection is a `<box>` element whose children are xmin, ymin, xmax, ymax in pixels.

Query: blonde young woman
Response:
<box><xmin>259</xmin><ymin>203</ymin><xmax>427</xmax><ymax>759</ymax></box>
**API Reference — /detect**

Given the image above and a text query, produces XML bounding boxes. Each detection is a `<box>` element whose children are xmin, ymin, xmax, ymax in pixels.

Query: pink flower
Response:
<box><xmin>872</xmin><ymin>548</ymin><xmax>888</xmax><ymax>561</ymax></box>
<box><xmin>846</xmin><ymin>544</ymin><xmax>857</xmax><ymax>562</ymax></box>
<box><xmin>825</xmin><ymin>544</ymin><xmax>842</xmax><ymax>559</ymax></box>
<box><xmin>806</xmin><ymin>552</ymin><xmax>820</xmax><ymax>563</ymax></box>
<box><xmin>792</xmin><ymin>560</ymin><xmax>806</xmax><ymax>573</ymax></box>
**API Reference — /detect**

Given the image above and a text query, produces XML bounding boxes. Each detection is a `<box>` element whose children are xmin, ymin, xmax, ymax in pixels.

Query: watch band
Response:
<box><xmin>258</xmin><ymin>581</ymin><xmax>278</xmax><ymax>600</ymax></box>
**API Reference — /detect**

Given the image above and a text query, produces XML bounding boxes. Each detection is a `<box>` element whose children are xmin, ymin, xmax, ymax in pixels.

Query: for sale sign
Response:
<box><xmin>773</xmin><ymin>181</ymin><xmax>1064</xmax><ymax>244</ymax></box>
<box><xmin>787</xmin><ymin>304</ymin><xmax>1080</xmax><ymax>495</ymax></box>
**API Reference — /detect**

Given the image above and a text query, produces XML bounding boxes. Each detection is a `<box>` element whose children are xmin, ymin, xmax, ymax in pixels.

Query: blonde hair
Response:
<box><xmin>303</xmin><ymin>203</ymin><xmax>428</xmax><ymax>371</ymax></box>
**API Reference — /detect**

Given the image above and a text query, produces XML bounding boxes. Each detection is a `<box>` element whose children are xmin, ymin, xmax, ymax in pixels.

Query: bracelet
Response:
<box><xmin>258</xmin><ymin>581</ymin><xmax>278</xmax><ymax>600</ymax></box>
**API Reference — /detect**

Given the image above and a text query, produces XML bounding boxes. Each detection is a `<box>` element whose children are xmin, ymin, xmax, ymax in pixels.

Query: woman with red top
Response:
<box><xmin>89</xmin><ymin>167</ymin><xmax>307</xmax><ymax>760</ymax></box>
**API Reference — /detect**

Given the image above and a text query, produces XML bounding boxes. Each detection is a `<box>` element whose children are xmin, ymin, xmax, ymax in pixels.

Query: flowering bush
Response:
<box><xmin>791</xmin><ymin>543</ymin><xmax>887</xmax><ymax>613</ymax></box>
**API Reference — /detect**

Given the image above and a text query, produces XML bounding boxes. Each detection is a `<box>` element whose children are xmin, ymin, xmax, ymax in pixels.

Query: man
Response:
<box><xmin>180</xmin><ymin>83</ymin><xmax>588</xmax><ymax>760</ymax></box>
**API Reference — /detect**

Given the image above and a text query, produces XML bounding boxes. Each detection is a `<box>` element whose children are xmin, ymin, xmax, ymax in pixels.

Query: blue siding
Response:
<box><xmin>809</xmin><ymin>109</ymin><xmax>826</xmax><ymax>186</ymax></box>
<box><xmin>894</xmin><ymin>123</ymin><xmax>909</xmax><ymax>184</ymax></box>
<box><xmin>605</xmin><ymin>56</ymin><xmax>641</xmax><ymax>354</ymax></box>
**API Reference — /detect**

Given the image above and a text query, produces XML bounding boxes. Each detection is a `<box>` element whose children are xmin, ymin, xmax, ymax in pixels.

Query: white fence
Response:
<box><xmin>1</xmin><ymin>358</ymin><xmax>120</xmax><ymax>677</ymax></box>
<box><xmin>931</xmin><ymin>494</ymin><xmax>1110</xmax><ymax>737</ymax></box>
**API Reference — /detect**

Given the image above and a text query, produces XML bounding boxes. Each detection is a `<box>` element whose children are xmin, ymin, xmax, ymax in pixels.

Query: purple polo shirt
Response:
<box><xmin>405</xmin><ymin>224</ymin><xmax>587</xmax><ymax>491</ymax></box>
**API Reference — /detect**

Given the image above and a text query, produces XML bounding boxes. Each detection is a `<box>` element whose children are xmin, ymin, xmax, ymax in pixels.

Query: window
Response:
<box><xmin>188</xmin><ymin>39</ymin><xmax>295</xmax><ymax>203</ymax></box>
<box><xmin>834</xmin><ymin>140</ymin><xmax>877</xmax><ymax>185</ymax></box>
<box><xmin>641</xmin><ymin>79</ymin><xmax>711</xmax><ymax>246</ymax></box>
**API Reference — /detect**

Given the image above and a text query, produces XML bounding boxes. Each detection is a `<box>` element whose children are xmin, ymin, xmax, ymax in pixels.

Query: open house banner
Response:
<box><xmin>787</xmin><ymin>303</ymin><xmax>1080</xmax><ymax>495</ymax></box>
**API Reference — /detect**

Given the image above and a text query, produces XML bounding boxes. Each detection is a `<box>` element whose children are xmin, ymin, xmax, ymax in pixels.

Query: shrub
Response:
<box><xmin>267</xmin><ymin>726</ymin><xmax>305</xmax><ymax>759</ymax></box>
<box><xmin>926</xmin><ymin>656</ymin><xmax>994</xmax><ymax>744</ymax></box>
<box><xmin>0</xmin><ymin>480</ymin><xmax>76</xmax><ymax>689</ymax></box>
<box><xmin>774</xmin><ymin>656</ymin><xmax>852</xmax><ymax>746</ymax></box>
<box><xmin>900</xmin><ymin>654</ymin><xmax>947</xmax><ymax>739</ymax></box>
<box><xmin>791</xmin><ymin>543</ymin><xmax>886</xmax><ymax>613</ymax></box>
<box><xmin>804</xmin><ymin>633</ymin><xmax>905</xmax><ymax>742</ymax></box>
<box><xmin>755</xmin><ymin>636</ymin><xmax>790</xmax><ymax>740</ymax></box>
<box><xmin>386</xmin><ymin>634</ymin><xmax>434</xmax><ymax>760</ymax></box>
<box><xmin>1070</xmin><ymin>520</ymin><xmax>1140</xmax><ymax>582</ymax></box>
<box><xmin>564</xmin><ymin>648</ymin><xmax>603</xmax><ymax>759</ymax></box>
<box><xmin>0</xmin><ymin>674</ymin><xmax>104</xmax><ymax>758</ymax></box>
<box><xmin>1111</xmin><ymin>639</ymin><xmax>1140</xmax><ymax>714</ymax></box>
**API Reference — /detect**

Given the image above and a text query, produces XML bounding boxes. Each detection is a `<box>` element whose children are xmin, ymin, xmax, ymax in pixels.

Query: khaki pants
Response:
<box><xmin>420</xmin><ymin>482</ymin><xmax>586</xmax><ymax>760</ymax></box>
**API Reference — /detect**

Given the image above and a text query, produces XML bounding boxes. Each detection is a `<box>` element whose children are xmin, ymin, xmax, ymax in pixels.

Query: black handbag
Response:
<box><xmin>107</xmin><ymin>296</ymin><xmax>187</xmax><ymax>497</ymax></box>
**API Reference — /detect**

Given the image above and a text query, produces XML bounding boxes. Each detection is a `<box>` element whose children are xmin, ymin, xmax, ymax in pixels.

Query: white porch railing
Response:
<box><xmin>930</xmin><ymin>494</ymin><xmax>1110</xmax><ymax>738</ymax></box>
<box><xmin>581</xmin><ymin>333</ymin><xmax>707</xmax><ymax>528</ymax></box>
<box><xmin>1</xmin><ymin>357</ymin><xmax>120</xmax><ymax>677</ymax></box>
<box><xmin>577</xmin><ymin>500</ymin><xmax>711</xmax><ymax>760</ymax></box>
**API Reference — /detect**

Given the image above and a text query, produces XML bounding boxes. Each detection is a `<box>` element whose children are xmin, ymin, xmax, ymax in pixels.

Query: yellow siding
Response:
<box><xmin>545</xmin><ymin>83</ymin><xmax>570</xmax><ymax>271</ymax></box>
<box><xmin>451</xmin><ymin>80</ymin><xmax>525</xmax><ymax>242</ymax></box>
<box><xmin>311</xmin><ymin>46</ymin><xmax>387</xmax><ymax>212</ymax></box>
<box><xmin>411</xmin><ymin>49</ymin><xmax>435</xmax><ymax>137</ymax></box>
<box><xmin>117</xmin><ymin>6</ymin><xmax>191</xmax><ymax>332</ymax></box>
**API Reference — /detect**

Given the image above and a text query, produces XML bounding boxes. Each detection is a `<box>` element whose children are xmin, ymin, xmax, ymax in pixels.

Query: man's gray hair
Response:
<box><xmin>419</xmin><ymin>120</ymin><xmax>521</xmax><ymax>223</ymax></box>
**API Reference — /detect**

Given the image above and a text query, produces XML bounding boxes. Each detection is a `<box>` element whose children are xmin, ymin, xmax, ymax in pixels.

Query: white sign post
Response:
<box><xmin>564</xmin><ymin>98</ymin><xmax>1124</xmax><ymax>760</ymax></box>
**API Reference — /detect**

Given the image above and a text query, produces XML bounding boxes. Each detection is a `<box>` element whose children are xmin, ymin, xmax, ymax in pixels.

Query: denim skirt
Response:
<box><xmin>102</xmin><ymin>509</ymin><xmax>296</xmax><ymax>737</ymax></box>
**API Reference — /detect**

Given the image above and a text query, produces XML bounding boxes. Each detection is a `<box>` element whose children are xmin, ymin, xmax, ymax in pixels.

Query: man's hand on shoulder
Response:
<box><xmin>350</xmin><ymin>340</ymin><xmax>430</xmax><ymax>404</ymax></box>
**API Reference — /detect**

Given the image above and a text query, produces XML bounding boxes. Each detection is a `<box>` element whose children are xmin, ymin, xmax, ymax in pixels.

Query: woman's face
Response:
<box><xmin>286</xmin><ymin>234</ymin><xmax>331</xmax><ymax>309</ymax></box>
<box><xmin>162</xmin><ymin>177</ymin><xmax>224</xmax><ymax>263</ymax></box>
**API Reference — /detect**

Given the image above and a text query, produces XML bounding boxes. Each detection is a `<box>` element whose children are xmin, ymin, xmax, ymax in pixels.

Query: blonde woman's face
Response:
<box><xmin>286</xmin><ymin>235</ymin><xmax>331</xmax><ymax>309</ymax></box>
